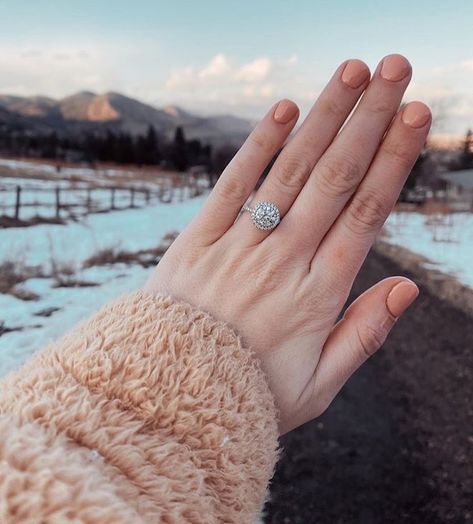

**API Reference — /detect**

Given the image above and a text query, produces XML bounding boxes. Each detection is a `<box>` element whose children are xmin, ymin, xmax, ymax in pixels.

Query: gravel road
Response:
<box><xmin>264</xmin><ymin>250</ymin><xmax>473</xmax><ymax>524</ymax></box>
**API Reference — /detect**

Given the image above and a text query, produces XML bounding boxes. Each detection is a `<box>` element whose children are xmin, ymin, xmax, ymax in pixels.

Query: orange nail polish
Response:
<box><xmin>273</xmin><ymin>99</ymin><xmax>298</xmax><ymax>124</ymax></box>
<box><xmin>380</xmin><ymin>54</ymin><xmax>411</xmax><ymax>82</ymax></box>
<box><xmin>341</xmin><ymin>60</ymin><xmax>370</xmax><ymax>89</ymax></box>
<box><xmin>386</xmin><ymin>281</ymin><xmax>419</xmax><ymax>317</ymax></box>
<box><xmin>402</xmin><ymin>101</ymin><xmax>431</xmax><ymax>129</ymax></box>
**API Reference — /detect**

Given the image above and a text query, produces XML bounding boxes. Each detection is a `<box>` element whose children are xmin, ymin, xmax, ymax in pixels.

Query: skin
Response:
<box><xmin>144</xmin><ymin>54</ymin><xmax>431</xmax><ymax>435</ymax></box>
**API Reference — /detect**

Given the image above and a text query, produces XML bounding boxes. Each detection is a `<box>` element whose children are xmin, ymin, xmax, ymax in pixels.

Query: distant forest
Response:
<box><xmin>0</xmin><ymin>124</ymin><xmax>239</xmax><ymax>174</ymax></box>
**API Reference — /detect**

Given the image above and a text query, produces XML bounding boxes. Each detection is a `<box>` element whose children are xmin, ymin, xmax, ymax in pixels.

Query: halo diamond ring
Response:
<box><xmin>242</xmin><ymin>201</ymin><xmax>281</xmax><ymax>231</ymax></box>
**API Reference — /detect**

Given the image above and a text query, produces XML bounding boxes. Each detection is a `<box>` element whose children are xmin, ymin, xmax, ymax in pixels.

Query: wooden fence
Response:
<box><xmin>0</xmin><ymin>177</ymin><xmax>204</xmax><ymax>222</ymax></box>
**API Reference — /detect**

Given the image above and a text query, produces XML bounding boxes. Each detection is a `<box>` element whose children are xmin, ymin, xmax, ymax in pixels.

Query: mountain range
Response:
<box><xmin>0</xmin><ymin>91</ymin><xmax>255</xmax><ymax>146</ymax></box>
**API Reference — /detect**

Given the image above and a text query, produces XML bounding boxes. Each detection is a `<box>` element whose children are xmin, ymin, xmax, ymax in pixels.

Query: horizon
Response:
<box><xmin>0</xmin><ymin>1</ymin><xmax>472</xmax><ymax>135</ymax></box>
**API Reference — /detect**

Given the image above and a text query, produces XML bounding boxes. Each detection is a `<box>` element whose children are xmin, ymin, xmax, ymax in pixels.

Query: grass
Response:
<box><xmin>82</xmin><ymin>232</ymin><xmax>178</xmax><ymax>269</ymax></box>
<box><xmin>0</xmin><ymin>260</ymin><xmax>44</xmax><ymax>300</ymax></box>
<box><xmin>0</xmin><ymin>230</ymin><xmax>179</xmax><ymax>302</ymax></box>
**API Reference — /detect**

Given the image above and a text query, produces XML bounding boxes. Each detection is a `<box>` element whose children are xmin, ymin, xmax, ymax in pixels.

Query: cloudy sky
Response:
<box><xmin>1</xmin><ymin>0</ymin><xmax>473</xmax><ymax>135</ymax></box>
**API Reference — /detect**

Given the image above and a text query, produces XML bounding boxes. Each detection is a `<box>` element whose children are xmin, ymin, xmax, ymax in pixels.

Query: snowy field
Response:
<box><xmin>0</xmin><ymin>157</ymin><xmax>149</xmax><ymax>181</ymax></box>
<box><xmin>383</xmin><ymin>211</ymin><xmax>473</xmax><ymax>288</ymax></box>
<box><xmin>0</xmin><ymin>192</ymin><xmax>207</xmax><ymax>376</ymax></box>
<box><xmin>1</xmin><ymin>185</ymin><xmax>472</xmax><ymax>378</ymax></box>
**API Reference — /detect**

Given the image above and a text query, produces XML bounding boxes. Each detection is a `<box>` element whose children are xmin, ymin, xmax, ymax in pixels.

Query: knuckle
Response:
<box><xmin>344</xmin><ymin>190</ymin><xmax>389</xmax><ymax>235</ymax></box>
<box><xmin>249</xmin><ymin>131</ymin><xmax>276</xmax><ymax>155</ymax></box>
<box><xmin>317</xmin><ymin>153</ymin><xmax>362</xmax><ymax>198</ymax></box>
<box><xmin>273</xmin><ymin>153</ymin><xmax>313</xmax><ymax>192</ymax></box>
<box><xmin>365</xmin><ymin>98</ymin><xmax>393</xmax><ymax>116</ymax></box>
<box><xmin>217</xmin><ymin>173</ymin><xmax>248</xmax><ymax>203</ymax></box>
<box><xmin>382</xmin><ymin>140</ymin><xmax>413</xmax><ymax>169</ymax></box>
<box><xmin>319</xmin><ymin>96</ymin><xmax>345</xmax><ymax>119</ymax></box>
<box><xmin>356</xmin><ymin>323</ymin><xmax>387</xmax><ymax>357</ymax></box>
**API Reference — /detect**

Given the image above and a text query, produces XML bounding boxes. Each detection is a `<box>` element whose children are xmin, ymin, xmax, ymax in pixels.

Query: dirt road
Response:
<box><xmin>264</xmin><ymin>250</ymin><xmax>472</xmax><ymax>524</ymax></box>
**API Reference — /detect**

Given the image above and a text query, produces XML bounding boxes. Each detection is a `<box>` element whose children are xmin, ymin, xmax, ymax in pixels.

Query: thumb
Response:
<box><xmin>312</xmin><ymin>277</ymin><xmax>419</xmax><ymax>416</ymax></box>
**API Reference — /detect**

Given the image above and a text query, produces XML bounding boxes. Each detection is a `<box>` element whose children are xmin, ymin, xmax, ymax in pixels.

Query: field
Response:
<box><xmin>1</xmin><ymin>159</ymin><xmax>472</xmax><ymax>523</ymax></box>
<box><xmin>0</xmin><ymin>158</ymin><xmax>206</xmax><ymax>375</ymax></box>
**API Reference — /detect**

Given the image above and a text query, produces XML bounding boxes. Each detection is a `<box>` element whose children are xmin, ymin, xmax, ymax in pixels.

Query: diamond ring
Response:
<box><xmin>242</xmin><ymin>201</ymin><xmax>281</xmax><ymax>231</ymax></box>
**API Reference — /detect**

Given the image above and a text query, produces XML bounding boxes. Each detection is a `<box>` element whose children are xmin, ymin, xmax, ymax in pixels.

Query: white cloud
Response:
<box><xmin>461</xmin><ymin>60</ymin><xmax>473</xmax><ymax>71</ymax></box>
<box><xmin>235</xmin><ymin>57</ymin><xmax>272</xmax><ymax>82</ymax></box>
<box><xmin>199</xmin><ymin>53</ymin><xmax>230</xmax><ymax>79</ymax></box>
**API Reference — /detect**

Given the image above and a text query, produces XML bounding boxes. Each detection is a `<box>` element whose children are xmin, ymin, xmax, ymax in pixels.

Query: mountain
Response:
<box><xmin>0</xmin><ymin>91</ymin><xmax>254</xmax><ymax>146</ymax></box>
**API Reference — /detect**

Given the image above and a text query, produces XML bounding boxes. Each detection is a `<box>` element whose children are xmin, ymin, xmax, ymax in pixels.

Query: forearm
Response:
<box><xmin>0</xmin><ymin>292</ymin><xmax>279</xmax><ymax>523</ymax></box>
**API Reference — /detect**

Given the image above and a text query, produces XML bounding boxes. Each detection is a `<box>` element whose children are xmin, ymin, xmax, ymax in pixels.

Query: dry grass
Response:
<box><xmin>82</xmin><ymin>232</ymin><xmax>179</xmax><ymax>269</ymax></box>
<box><xmin>0</xmin><ymin>260</ymin><xmax>44</xmax><ymax>300</ymax></box>
<box><xmin>50</xmin><ymin>259</ymin><xmax>98</xmax><ymax>288</ymax></box>
<box><xmin>0</xmin><ymin>215</ymin><xmax>66</xmax><ymax>229</ymax></box>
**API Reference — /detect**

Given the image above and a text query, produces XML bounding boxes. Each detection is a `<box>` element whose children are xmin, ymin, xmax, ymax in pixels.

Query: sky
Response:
<box><xmin>0</xmin><ymin>0</ymin><xmax>472</xmax><ymax>135</ymax></box>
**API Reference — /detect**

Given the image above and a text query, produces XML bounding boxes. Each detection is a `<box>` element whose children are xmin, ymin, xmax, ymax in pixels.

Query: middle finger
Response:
<box><xmin>275</xmin><ymin>54</ymin><xmax>412</xmax><ymax>256</ymax></box>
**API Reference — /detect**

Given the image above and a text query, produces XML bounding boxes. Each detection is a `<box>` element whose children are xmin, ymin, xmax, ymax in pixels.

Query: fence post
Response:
<box><xmin>86</xmin><ymin>187</ymin><xmax>92</xmax><ymax>213</ymax></box>
<box><xmin>14</xmin><ymin>186</ymin><xmax>21</xmax><ymax>220</ymax></box>
<box><xmin>55</xmin><ymin>187</ymin><xmax>61</xmax><ymax>218</ymax></box>
<box><xmin>130</xmin><ymin>187</ymin><xmax>135</xmax><ymax>208</ymax></box>
<box><xmin>110</xmin><ymin>187</ymin><xmax>116</xmax><ymax>210</ymax></box>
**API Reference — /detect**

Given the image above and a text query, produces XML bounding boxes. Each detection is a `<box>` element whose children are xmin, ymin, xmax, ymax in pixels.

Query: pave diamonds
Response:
<box><xmin>250</xmin><ymin>201</ymin><xmax>280</xmax><ymax>231</ymax></box>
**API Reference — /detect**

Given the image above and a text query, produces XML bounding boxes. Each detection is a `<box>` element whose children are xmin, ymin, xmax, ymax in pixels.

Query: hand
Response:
<box><xmin>144</xmin><ymin>54</ymin><xmax>430</xmax><ymax>434</ymax></box>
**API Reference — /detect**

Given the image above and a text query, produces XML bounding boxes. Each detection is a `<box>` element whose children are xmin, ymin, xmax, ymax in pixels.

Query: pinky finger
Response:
<box><xmin>310</xmin><ymin>277</ymin><xmax>419</xmax><ymax>417</ymax></box>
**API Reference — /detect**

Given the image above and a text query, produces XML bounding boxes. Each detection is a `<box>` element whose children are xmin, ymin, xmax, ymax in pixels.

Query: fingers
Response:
<box><xmin>277</xmin><ymin>54</ymin><xmax>412</xmax><ymax>253</ymax></box>
<box><xmin>189</xmin><ymin>99</ymin><xmax>299</xmax><ymax>245</ymax></box>
<box><xmin>305</xmin><ymin>277</ymin><xmax>419</xmax><ymax>421</ymax></box>
<box><xmin>233</xmin><ymin>59</ymin><xmax>370</xmax><ymax>245</ymax></box>
<box><xmin>314</xmin><ymin>100</ymin><xmax>431</xmax><ymax>291</ymax></box>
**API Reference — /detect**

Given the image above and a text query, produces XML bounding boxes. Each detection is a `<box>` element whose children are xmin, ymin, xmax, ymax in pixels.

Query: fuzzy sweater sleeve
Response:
<box><xmin>0</xmin><ymin>292</ymin><xmax>279</xmax><ymax>523</ymax></box>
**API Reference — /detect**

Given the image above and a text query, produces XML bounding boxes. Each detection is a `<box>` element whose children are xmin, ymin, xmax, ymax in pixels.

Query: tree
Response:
<box><xmin>172</xmin><ymin>126</ymin><xmax>188</xmax><ymax>171</ymax></box>
<box><xmin>459</xmin><ymin>129</ymin><xmax>473</xmax><ymax>170</ymax></box>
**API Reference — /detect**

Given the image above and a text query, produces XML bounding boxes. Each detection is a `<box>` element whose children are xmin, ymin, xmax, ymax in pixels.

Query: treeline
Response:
<box><xmin>0</xmin><ymin>124</ymin><xmax>237</xmax><ymax>173</ymax></box>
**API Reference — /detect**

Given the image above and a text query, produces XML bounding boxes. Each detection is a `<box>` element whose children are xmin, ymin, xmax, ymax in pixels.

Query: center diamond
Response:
<box><xmin>251</xmin><ymin>201</ymin><xmax>280</xmax><ymax>230</ymax></box>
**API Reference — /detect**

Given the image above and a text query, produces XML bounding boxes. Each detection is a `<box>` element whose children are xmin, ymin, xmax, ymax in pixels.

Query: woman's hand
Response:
<box><xmin>144</xmin><ymin>54</ymin><xmax>430</xmax><ymax>434</ymax></box>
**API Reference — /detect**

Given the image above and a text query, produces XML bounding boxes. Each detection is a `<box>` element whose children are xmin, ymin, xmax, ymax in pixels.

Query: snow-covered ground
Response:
<box><xmin>0</xmin><ymin>192</ymin><xmax>207</xmax><ymax>376</ymax></box>
<box><xmin>2</xmin><ymin>196</ymin><xmax>472</xmax><ymax>378</ymax></box>
<box><xmin>0</xmin><ymin>158</ymin><xmax>143</xmax><ymax>180</ymax></box>
<box><xmin>383</xmin><ymin>211</ymin><xmax>473</xmax><ymax>288</ymax></box>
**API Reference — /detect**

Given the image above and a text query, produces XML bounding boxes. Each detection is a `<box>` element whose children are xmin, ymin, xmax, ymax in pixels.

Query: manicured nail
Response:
<box><xmin>402</xmin><ymin>101</ymin><xmax>431</xmax><ymax>128</ymax></box>
<box><xmin>273</xmin><ymin>99</ymin><xmax>298</xmax><ymax>124</ymax></box>
<box><xmin>380</xmin><ymin>54</ymin><xmax>411</xmax><ymax>82</ymax></box>
<box><xmin>386</xmin><ymin>281</ymin><xmax>419</xmax><ymax>317</ymax></box>
<box><xmin>341</xmin><ymin>60</ymin><xmax>370</xmax><ymax>89</ymax></box>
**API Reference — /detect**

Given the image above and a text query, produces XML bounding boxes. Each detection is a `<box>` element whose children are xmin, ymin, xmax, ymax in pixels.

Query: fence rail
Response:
<box><xmin>0</xmin><ymin>176</ymin><xmax>204</xmax><ymax>223</ymax></box>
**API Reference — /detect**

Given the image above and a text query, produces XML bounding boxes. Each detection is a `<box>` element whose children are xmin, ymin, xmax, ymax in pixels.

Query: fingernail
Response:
<box><xmin>386</xmin><ymin>281</ymin><xmax>419</xmax><ymax>317</ymax></box>
<box><xmin>380</xmin><ymin>54</ymin><xmax>411</xmax><ymax>82</ymax></box>
<box><xmin>273</xmin><ymin>99</ymin><xmax>298</xmax><ymax>124</ymax></box>
<box><xmin>341</xmin><ymin>60</ymin><xmax>370</xmax><ymax>89</ymax></box>
<box><xmin>402</xmin><ymin>101</ymin><xmax>431</xmax><ymax>128</ymax></box>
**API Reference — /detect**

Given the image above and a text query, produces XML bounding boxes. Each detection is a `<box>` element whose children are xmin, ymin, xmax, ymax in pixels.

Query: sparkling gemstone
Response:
<box><xmin>251</xmin><ymin>201</ymin><xmax>280</xmax><ymax>230</ymax></box>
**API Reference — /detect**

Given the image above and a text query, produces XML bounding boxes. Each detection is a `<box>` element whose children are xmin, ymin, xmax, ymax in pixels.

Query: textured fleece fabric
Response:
<box><xmin>0</xmin><ymin>292</ymin><xmax>279</xmax><ymax>523</ymax></box>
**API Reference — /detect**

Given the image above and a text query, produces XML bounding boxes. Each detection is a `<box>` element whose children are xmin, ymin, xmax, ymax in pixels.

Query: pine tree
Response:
<box><xmin>173</xmin><ymin>126</ymin><xmax>188</xmax><ymax>171</ymax></box>
<box><xmin>459</xmin><ymin>129</ymin><xmax>473</xmax><ymax>169</ymax></box>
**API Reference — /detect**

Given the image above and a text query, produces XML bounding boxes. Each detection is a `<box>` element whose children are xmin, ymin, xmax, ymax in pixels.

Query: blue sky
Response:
<box><xmin>0</xmin><ymin>0</ymin><xmax>472</xmax><ymax>134</ymax></box>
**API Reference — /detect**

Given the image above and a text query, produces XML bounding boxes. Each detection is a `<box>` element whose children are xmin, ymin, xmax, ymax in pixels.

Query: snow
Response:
<box><xmin>0</xmin><ymin>158</ymin><xmax>142</xmax><ymax>180</ymax></box>
<box><xmin>1</xmin><ymin>192</ymin><xmax>206</xmax><ymax>268</ymax></box>
<box><xmin>2</xmin><ymin>184</ymin><xmax>472</xmax><ymax>378</ymax></box>
<box><xmin>383</xmin><ymin>211</ymin><xmax>473</xmax><ymax>288</ymax></box>
<box><xmin>0</xmin><ymin>191</ymin><xmax>208</xmax><ymax>376</ymax></box>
